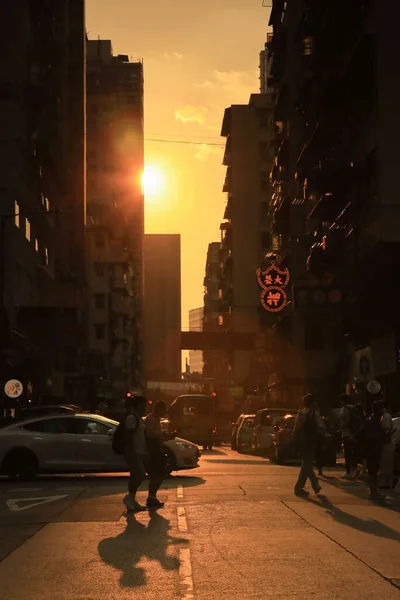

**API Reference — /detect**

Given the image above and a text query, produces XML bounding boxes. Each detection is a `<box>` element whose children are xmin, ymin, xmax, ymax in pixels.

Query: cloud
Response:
<box><xmin>175</xmin><ymin>105</ymin><xmax>209</xmax><ymax>124</ymax></box>
<box><xmin>195</xmin><ymin>80</ymin><xmax>214</xmax><ymax>90</ymax></box>
<box><xmin>164</xmin><ymin>52</ymin><xmax>184</xmax><ymax>61</ymax></box>
<box><xmin>194</xmin><ymin>144</ymin><xmax>222</xmax><ymax>162</ymax></box>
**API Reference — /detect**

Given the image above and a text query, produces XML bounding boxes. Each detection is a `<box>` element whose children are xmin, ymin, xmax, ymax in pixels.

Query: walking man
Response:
<box><xmin>339</xmin><ymin>394</ymin><xmax>361</xmax><ymax>479</ymax></box>
<box><xmin>357</xmin><ymin>400</ymin><xmax>386</xmax><ymax>501</ymax></box>
<box><xmin>294</xmin><ymin>394</ymin><xmax>324</xmax><ymax>496</ymax></box>
<box><xmin>123</xmin><ymin>395</ymin><xmax>148</xmax><ymax>512</ymax></box>
<box><xmin>145</xmin><ymin>401</ymin><xmax>168</xmax><ymax>508</ymax></box>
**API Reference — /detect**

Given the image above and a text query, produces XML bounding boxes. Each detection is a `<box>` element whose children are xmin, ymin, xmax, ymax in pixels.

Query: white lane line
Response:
<box><xmin>54</xmin><ymin>487</ymin><xmax>85</xmax><ymax>492</ymax></box>
<box><xmin>6</xmin><ymin>495</ymin><xmax>67</xmax><ymax>512</ymax></box>
<box><xmin>177</xmin><ymin>486</ymin><xmax>184</xmax><ymax>499</ymax></box>
<box><xmin>179</xmin><ymin>548</ymin><xmax>194</xmax><ymax>599</ymax></box>
<box><xmin>7</xmin><ymin>488</ymin><xmax>41</xmax><ymax>493</ymax></box>
<box><xmin>177</xmin><ymin>506</ymin><xmax>188</xmax><ymax>532</ymax></box>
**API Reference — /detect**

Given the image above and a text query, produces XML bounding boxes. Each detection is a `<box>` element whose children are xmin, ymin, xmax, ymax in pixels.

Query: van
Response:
<box><xmin>168</xmin><ymin>394</ymin><xmax>217</xmax><ymax>450</ymax></box>
<box><xmin>251</xmin><ymin>407</ymin><xmax>293</xmax><ymax>454</ymax></box>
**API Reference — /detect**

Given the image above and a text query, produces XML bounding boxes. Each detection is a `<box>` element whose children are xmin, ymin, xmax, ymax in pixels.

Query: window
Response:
<box><xmin>94</xmin><ymin>293</ymin><xmax>106</xmax><ymax>309</ymax></box>
<box><xmin>44</xmin><ymin>247</ymin><xmax>49</xmax><ymax>266</ymax></box>
<box><xmin>25</xmin><ymin>219</ymin><xmax>31</xmax><ymax>242</ymax></box>
<box><xmin>35</xmin><ymin>239</ymin><xmax>39</xmax><ymax>252</ymax></box>
<box><xmin>218</xmin><ymin>315</ymin><xmax>224</xmax><ymax>326</ymax></box>
<box><xmin>21</xmin><ymin>418</ymin><xmax>72</xmax><ymax>434</ymax></box>
<box><xmin>95</xmin><ymin>324</ymin><xmax>106</xmax><ymax>339</ymax></box>
<box><xmin>14</xmin><ymin>201</ymin><xmax>20</xmax><ymax>228</ymax></box>
<box><xmin>94</xmin><ymin>262</ymin><xmax>105</xmax><ymax>277</ymax></box>
<box><xmin>71</xmin><ymin>418</ymin><xmax>113</xmax><ymax>435</ymax></box>
<box><xmin>95</xmin><ymin>234</ymin><xmax>105</xmax><ymax>248</ymax></box>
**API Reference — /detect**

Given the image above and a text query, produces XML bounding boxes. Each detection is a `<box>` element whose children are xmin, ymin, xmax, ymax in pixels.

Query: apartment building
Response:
<box><xmin>143</xmin><ymin>234</ymin><xmax>181</xmax><ymax>382</ymax></box>
<box><xmin>189</xmin><ymin>308</ymin><xmax>204</xmax><ymax>375</ymax></box>
<box><xmin>86</xmin><ymin>39</ymin><xmax>144</xmax><ymax>394</ymax></box>
<box><xmin>268</xmin><ymin>0</ymin><xmax>400</xmax><ymax>411</ymax></box>
<box><xmin>0</xmin><ymin>1</ymin><xmax>87</xmax><ymax>409</ymax></box>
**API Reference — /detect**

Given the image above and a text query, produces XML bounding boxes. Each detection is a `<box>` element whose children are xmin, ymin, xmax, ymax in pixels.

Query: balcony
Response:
<box><xmin>224</xmin><ymin>197</ymin><xmax>232</xmax><ymax>220</ymax></box>
<box><xmin>308</xmin><ymin>193</ymin><xmax>351</xmax><ymax>224</ymax></box>
<box><xmin>110</xmin><ymin>273</ymin><xmax>128</xmax><ymax>291</ymax></box>
<box><xmin>222</xmin><ymin>167</ymin><xmax>232</xmax><ymax>193</ymax></box>
<box><xmin>223</xmin><ymin>137</ymin><xmax>232</xmax><ymax>166</ymax></box>
<box><xmin>111</xmin><ymin>294</ymin><xmax>131</xmax><ymax>315</ymax></box>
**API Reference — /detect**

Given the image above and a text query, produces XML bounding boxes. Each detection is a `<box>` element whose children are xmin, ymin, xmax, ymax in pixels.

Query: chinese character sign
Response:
<box><xmin>256</xmin><ymin>261</ymin><xmax>290</xmax><ymax>313</ymax></box>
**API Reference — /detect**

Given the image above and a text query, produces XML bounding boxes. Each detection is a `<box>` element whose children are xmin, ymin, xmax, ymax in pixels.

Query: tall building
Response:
<box><xmin>143</xmin><ymin>234</ymin><xmax>181</xmax><ymax>382</ymax></box>
<box><xmin>86</xmin><ymin>39</ymin><xmax>144</xmax><ymax>395</ymax></box>
<box><xmin>189</xmin><ymin>308</ymin><xmax>204</xmax><ymax>374</ymax></box>
<box><xmin>259</xmin><ymin>33</ymin><xmax>273</xmax><ymax>95</ymax></box>
<box><xmin>0</xmin><ymin>1</ymin><xmax>87</xmax><ymax>410</ymax></box>
<box><xmin>219</xmin><ymin>94</ymin><xmax>275</xmax><ymax>386</ymax></box>
<box><xmin>268</xmin><ymin>0</ymin><xmax>400</xmax><ymax>411</ymax></box>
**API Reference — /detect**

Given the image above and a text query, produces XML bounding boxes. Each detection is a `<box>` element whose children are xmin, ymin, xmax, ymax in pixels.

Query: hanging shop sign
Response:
<box><xmin>4</xmin><ymin>379</ymin><xmax>24</xmax><ymax>399</ymax></box>
<box><xmin>256</xmin><ymin>261</ymin><xmax>290</xmax><ymax>313</ymax></box>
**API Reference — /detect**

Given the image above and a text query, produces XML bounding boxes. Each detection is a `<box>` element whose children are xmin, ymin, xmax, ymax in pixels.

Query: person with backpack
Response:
<box><xmin>339</xmin><ymin>394</ymin><xmax>363</xmax><ymax>479</ymax></box>
<box><xmin>113</xmin><ymin>394</ymin><xmax>148</xmax><ymax>512</ymax></box>
<box><xmin>378</xmin><ymin>404</ymin><xmax>396</xmax><ymax>491</ymax></box>
<box><xmin>294</xmin><ymin>394</ymin><xmax>325</xmax><ymax>496</ymax></box>
<box><xmin>356</xmin><ymin>399</ymin><xmax>386</xmax><ymax>501</ymax></box>
<box><xmin>144</xmin><ymin>401</ymin><xmax>168</xmax><ymax>508</ymax></box>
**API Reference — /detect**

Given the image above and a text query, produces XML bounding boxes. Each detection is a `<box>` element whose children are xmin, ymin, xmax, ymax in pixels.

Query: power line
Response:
<box><xmin>145</xmin><ymin>137</ymin><xmax>224</xmax><ymax>147</ymax></box>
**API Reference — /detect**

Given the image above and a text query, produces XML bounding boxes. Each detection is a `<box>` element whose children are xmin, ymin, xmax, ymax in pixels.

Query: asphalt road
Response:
<box><xmin>0</xmin><ymin>447</ymin><xmax>399</xmax><ymax>599</ymax></box>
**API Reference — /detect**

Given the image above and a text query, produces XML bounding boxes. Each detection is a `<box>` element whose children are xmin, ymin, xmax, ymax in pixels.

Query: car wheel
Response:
<box><xmin>208</xmin><ymin>444</ymin><xmax>213</xmax><ymax>451</ymax></box>
<box><xmin>165</xmin><ymin>449</ymin><xmax>176</xmax><ymax>476</ymax></box>
<box><xmin>4</xmin><ymin>449</ymin><xmax>38</xmax><ymax>481</ymax></box>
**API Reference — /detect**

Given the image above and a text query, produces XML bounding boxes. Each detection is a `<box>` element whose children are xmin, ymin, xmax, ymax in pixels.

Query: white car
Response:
<box><xmin>0</xmin><ymin>414</ymin><xmax>200</xmax><ymax>480</ymax></box>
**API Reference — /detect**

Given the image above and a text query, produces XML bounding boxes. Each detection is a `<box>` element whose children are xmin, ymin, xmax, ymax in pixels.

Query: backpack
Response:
<box><xmin>112</xmin><ymin>414</ymin><xmax>139</xmax><ymax>455</ymax></box>
<box><xmin>347</xmin><ymin>405</ymin><xmax>364</xmax><ymax>435</ymax></box>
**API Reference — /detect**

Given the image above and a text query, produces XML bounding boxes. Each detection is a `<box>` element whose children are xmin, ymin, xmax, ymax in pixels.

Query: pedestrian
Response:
<box><xmin>122</xmin><ymin>394</ymin><xmax>149</xmax><ymax>512</ymax></box>
<box><xmin>339</xmin><ymin>394</ymin><xmax>362</xmax><ymax>479</ymax></box>
<box><xmin>355</xmin><ymin>403</ymin><xmax>368</xmax><ymax>475</ymax></box>
<box><xmin>378</xmin><ymin>404</ymin><xmax>395</xmax><ymax>491</ymax></box>
<box><xmin>145</xmin><ymin>401</ymin><xmax>168</xmax><ymax>508</ymax></box>
<box><xmin>315</xmin><ymin>415</ymin><xmax>330</xmax><ymax>477</ymax></box>
<box><xmin>293</xmin><ymin>394</ymin><xmax>325</xmax><ymax>496</ymax></box>
<box><xmin>357</xmin><ymin>400</ymin><xmax>386</xmax><ymax>501</ymax></box>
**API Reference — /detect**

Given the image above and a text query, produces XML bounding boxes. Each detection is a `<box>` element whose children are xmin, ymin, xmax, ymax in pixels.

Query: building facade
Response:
<box><xmin>86</xmin><ymin>39</ymin><xmax>144</xmax><ymax>395</ymax></box>
<box><xmin>189</xmin><ymin>308</ymin><xmax>204</xmax><ymax>374</ymax></box>
<box><xmin>0</xmin><ymin>1</ymin><xmax>87</xmax><ymax>412</ymax></box>
<box><xmin>267</xmin><ymin>0</ymin><xmax>400</xmax><ymax>411</ymax></box>
<box><xmin>143</xmin><ymin>234</ymin><xmax>181</xmax><ymax>382</ymax></box>
<box><xmin>219</xmin><ymin>94</ymin><xmax>275</xmax><ymax>387</ymax></box>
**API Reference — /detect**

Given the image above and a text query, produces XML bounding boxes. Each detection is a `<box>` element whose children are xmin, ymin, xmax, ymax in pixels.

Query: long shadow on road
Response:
<box><xmin>306</xmin><ymin>495</ymin><xmax>400</xmax><ymax>543</ymax></box>
<box><xmin>98</xmin><ymin>512</ymin><xmax>188</xmax><ymax>588</ymax></box>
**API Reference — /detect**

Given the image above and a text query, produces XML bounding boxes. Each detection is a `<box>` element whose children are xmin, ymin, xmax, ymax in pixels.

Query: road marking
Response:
<box><xmin>177</xmin><ymin>486</ymin><xmax>184</xmax><ymax>499</ymax></box>
<box><xmin>7</xmin><ymin>488</ymin><xmax>41</xmax><ymax>493</ymax></box>
<box><xmin>55</xmin><ymin>487</ymin><xmax>85</xmax><ymax>492</ymax></box>
<box><xmin>179</xmin><ymin>548</ymin><xmax>194</xmax><ymax>599</ymax></box>
<box><xmin>6</xmin><ymin>495</ymin><xmax>67</xmax><ymax>512</ymax></box>
<box><xmin>177</xmin><ymin>506</ymin><xmax>188</xmax><ymax>532</ymax></box>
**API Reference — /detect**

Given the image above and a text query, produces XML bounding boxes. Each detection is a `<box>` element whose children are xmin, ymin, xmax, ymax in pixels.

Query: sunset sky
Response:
<box><xmin>86</xmin><ymin>0</ymin><xmax>270</xmax><ymax>336</ymax></box>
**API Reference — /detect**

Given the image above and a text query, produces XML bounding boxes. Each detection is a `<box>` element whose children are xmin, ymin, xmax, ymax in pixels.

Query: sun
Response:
<box><xmin>141</xmin><ymin>166</ymin><xmax>165</xmax><ymax>198</ymax></box>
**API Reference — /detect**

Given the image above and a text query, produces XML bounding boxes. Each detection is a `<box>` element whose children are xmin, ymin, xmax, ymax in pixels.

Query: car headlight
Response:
<box><xmin>174</xmin><ymin>441</ymin><xmax>195</xmax><ymax>450</ymax></box>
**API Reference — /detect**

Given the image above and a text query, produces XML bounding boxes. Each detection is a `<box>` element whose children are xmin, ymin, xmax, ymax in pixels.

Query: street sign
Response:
<box><xmin>4</xmin><ymin>379</ymin><xmax>23</xmax><ymax>398</ymax></box>
<box><xmin>367</xmin><ymin>380</ymin><xmax>382</xmax><ymax>395</ymax></box>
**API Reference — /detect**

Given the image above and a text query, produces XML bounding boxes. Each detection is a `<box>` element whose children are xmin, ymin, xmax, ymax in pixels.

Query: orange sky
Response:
<box><xmin>86</xmin><ymin>0</ymin><xmax>270</xmax><ymax>337</ymax></box>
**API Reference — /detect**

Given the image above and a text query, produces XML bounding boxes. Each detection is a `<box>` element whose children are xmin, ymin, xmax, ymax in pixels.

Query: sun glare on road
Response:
<box><xmin>141</xmin><ymin>166</ymin><xmax>165</xmax><ymax>198</ymax></box>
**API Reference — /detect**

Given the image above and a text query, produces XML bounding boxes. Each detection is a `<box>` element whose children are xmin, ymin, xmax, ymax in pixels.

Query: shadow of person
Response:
<box><xmin>98</xmin><ymin>512</ymin><xmax>187</xmax><ymax>588</ymax></box>
<box><xmin>308</xmin><ymin>495</ymin><xmax>400</xmax><ymax>543</ymax></box>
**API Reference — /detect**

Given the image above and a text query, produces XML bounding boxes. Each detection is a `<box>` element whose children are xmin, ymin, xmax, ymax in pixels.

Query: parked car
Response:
<box><xmin>273</xmin><ymin>414</ymin><xmax>337</xmax><ymax>466</ymax></box>
<box><xmin>19</xmin><ymin>405</ymin><xmax>78</xmax><ymax>421</ymax></box>
<box><xmin>235</xmin><ymin>415</ymin><xmax>255</xmax><ymax>453</ymax></box>
<box><xmin>0</xmin><ymin>414</ymin><xmax>200</xmax><ymax>480</ymax></box>
<box><xmin>231</xmin><ymin>415</ymin><xmax>245</xmax><ymax>450</ymax></box>
<box><xmin>251</xmin><ymin>408</ymin><xmax>293</xmax><ymax>455</ymax></box>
